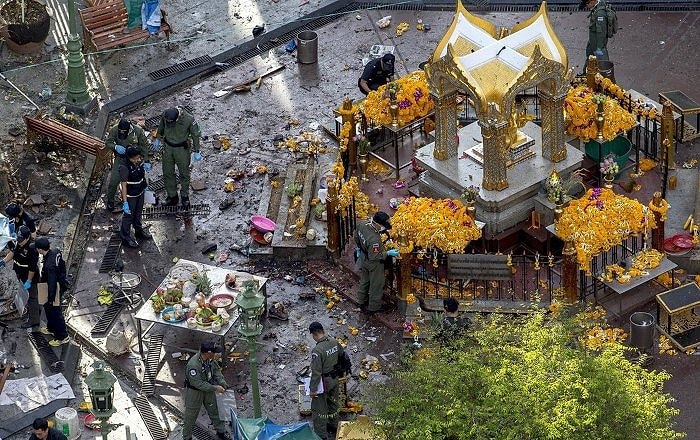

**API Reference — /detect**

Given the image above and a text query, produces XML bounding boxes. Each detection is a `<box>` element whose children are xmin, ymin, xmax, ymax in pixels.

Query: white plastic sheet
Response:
<box><xmin>216</xmin><ymin>389</ymin><xmax>237</xmax><ymax>422</ymax></box>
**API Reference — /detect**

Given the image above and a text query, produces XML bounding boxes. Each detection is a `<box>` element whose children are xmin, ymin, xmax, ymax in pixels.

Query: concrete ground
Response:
<box><xmin>1</xmin><ymin>1</ymin><xmax>700</xmax><ymax>439</ymax></box>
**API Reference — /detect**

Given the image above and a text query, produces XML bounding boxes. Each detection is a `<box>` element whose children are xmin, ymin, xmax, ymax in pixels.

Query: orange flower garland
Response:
<box><xmin>555</xmin><ymin>188</ymin><xmax>653</xmax><ymax>270</ymax></box>
<box><xmin>336</xmin><ymin>177</ymin><xmax>371</xmax><ymax>219</ymax></box>
<box><xmin>565</xmin><ymin>85</ymin><xmax>636</xmax><ymax>142</ymax></box>
<box><xmin>338</xmin><ymin>122</ymin><xmax>351</xmax><ymax>153</ymax></box>
<box><xmin>648</xmin><ymin>198</ymin><xmax>670</xmax><ymax>221</ymax></box>
<box><xmin>361</xmin><ymin>71</ymin><xmax>434</xmax><ymax>127</ymax></box>
<box><xmin>389</xmin><ymin>197</ymin><xmax>481</xmax><ymax>253</ymax></box>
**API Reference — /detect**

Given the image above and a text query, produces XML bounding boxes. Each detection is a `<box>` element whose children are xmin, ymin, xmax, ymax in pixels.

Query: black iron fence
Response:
<box><xmin>334</xmin><ymin>196</ymin><xmax>357</xmax><ymax>254</ymax></box>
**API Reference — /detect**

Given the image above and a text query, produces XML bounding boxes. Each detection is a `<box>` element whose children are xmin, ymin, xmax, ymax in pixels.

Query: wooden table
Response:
<box><xmin>656</xmin><ymin>282</ymin><xmax>700</xmax><ymax>350</ymax></box>
<box><xmin>659</xmin><ymin>90</ymin><xmax>700</xmax><ymax>142</ymax></box>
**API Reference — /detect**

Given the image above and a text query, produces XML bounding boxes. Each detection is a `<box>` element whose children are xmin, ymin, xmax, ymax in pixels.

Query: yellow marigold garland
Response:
<box><xmin>336</xmin><ymin>177</ymin><xmax>371</xmax><ymax>219</ymax></box>
<box><xmin>601</xmin><ymin>248</ymin><xmax>664</xmax><ymax>283</ymax></box>
<box><xmin>361</xmin><ymin>71</ymin><xmax>434</xmax><ymax>127</ymax></box>
<box><xmin>338</xmin><ymin>122</ymin><xmax>351</xmax><ymax>153</ymax></box>
<box><xmin>648</xmin><ymin>198</ymin><xmax>670</xmax><ymax>221</ymax></box>
<box><xmin>565</xmin><ymin>85</ymin><xmax>637</xmax><ymax>142</ymax></box>
<box><xmin>556</xmin><ymin>188</ymin><xmax>653</xmax><ymax>271</ymax></box>
<box><xmin>389</xmin><ymin>197</ymin><xmax>481</xmax><ymax>254</ymax></box>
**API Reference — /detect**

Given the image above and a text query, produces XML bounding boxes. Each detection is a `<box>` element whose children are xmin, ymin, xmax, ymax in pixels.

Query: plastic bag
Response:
<box><xmin>216</xmin><ymin>390</ymin><xmax>237</xmax><ymax>422</ymax></box>
<box><xmin>14</xmin><ymin>279</ymin><xmax>29</xmax><ymax>316</ymax></box>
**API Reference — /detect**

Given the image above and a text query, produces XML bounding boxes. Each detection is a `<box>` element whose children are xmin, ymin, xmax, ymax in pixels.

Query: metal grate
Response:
<box><xmin>28</xmin><ymin>332</ymin><xmax>62</xmax><ymax>373</ymax></box>
<box><xmin>147</xmin><ymin>174</ymin><xmax>180</xmax><ymax>194</ymax></box>
<box><xmin>144</xmin><ymin>105</ymin><xmax>195</xmax><ymax>130</ymax></box>
<box><xmin>192</xmin><ymin>424</ymin><xmax>218</xmax><ymax>440</ymax></box>
<box><xmin>134</xmin><ymin>394</ymin><xmax>168</xmax><ymax>440</ymax></box>
<box><xmin>99</xmin><ymin>232</ymin><xmax>123</xmax><ymax>273</ymax></box>
<box><xmin>142</xmin><ymin>203</ymin><xmax>211</xmax><ymax>219</ymax></box>
<box><xmin>148</xmin><ymin>56</ymin><xmax>213</xmax><ymax>81</ymax></box>
<box><xmin>90</xmin><ymin>300</ymin><xmax>126</xmax><ymax>337</ymax></box>
<box><xmin>141</xmin><ymin>334</ymin><xmax>164</xmax><ymax>396</ymax></box>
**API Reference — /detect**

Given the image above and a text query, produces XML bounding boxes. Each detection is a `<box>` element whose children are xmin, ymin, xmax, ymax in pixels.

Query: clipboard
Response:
<box><xmin>302</xmin><ymin>376</ymin><xmax>324</xmax><ymax>396</ymax></box>
<box><xmin>37</xmin><ymin>283</ymin><xmax>60</xmax><ymax>306</ymax></box>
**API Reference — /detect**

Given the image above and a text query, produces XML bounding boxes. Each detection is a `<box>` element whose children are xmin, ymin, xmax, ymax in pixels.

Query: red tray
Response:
<box><xmin>672</xmin><ymin>233</ymin><xmax>694</xmax><ymax>250</ymax></box>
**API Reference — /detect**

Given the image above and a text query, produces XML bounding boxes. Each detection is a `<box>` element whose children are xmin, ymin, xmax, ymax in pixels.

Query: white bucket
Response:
<box><xmin>55</xmin><ymin>407</ymin><xmax>81</xmax><ymax>440</ymax></box>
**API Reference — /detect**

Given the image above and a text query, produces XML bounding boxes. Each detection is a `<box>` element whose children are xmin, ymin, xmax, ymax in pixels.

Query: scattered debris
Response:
<box><xmin>190</xmin><ymin>180</ymin><xmax>208</xmax><ymax>191</ymax></box>
<box><xmin>376</xmin><ymin>16</ymin><xmax>391</xmax><ymax>29</ymax></box>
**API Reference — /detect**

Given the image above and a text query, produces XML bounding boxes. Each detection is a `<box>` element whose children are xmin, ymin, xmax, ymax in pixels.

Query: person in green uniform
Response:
<box><xmin>354</xmin><ymin>211</ymin><xmax>399</xmax><ymax>313</ymax></box>
<box><xmin>309</xmin><ymin>321</ymin><xmax>345</xmax><ymax>440</ymax></box>
<box><xmin>182</xmin><ymin>341</ymin><xmax>230</xmax><ymax>440</ymax></box>
<box><xmin>104</xmin><ymin>118</ymin><xmax>149</xmax><ymax>212</ymax></box>
<box><xmin>153</xmin><ymin>107</ymin><xmax>202</xmax><ymax>208</ymax></box>
<box><xmin>583</xmin><ymin>0</ymin><xmax>609</xmax><ymax>64</ymax></box>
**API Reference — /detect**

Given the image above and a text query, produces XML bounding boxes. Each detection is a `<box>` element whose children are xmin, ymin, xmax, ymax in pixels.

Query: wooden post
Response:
<box><xmin>562</xmin><ymin>240</ymin><xmax>578</xmax><ymax>304</ymax></box>
<box><xmin>651</xmin><ymin>192</ymin><xmax>665</xmax><ymax>252</ymax></box>
<box><xmin>338</xmin><ymin>97</ymin><xmax>357</xmax><ymax>172</ymax></box>
<box><xmin>325</xmin><ymin>177</ymin><xmax>340</xmax><ymax>258</ymax></box>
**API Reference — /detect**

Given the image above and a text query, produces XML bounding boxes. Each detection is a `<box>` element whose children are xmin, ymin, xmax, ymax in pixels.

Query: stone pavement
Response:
<box><xmin>1</xmin><ymin>1</ymin><xmax>700</xmax><ymax>439</ymax></box>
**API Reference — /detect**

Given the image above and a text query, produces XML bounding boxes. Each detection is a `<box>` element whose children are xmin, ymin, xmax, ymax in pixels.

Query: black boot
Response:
<box><xmin>163</xmin><ymin>196</ymin><xmax>179</xmax><ymax>206</ymax></box>
<box><xmin>181</xmin><ymin>196</ymin><xmax>190</xmax><ymax>208</ymax></box>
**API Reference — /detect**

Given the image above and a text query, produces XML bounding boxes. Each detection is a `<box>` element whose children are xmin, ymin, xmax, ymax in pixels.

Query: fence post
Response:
<box><xmin>396</xmin><ymin>255</ymin><xmax>411</xmax><ymax>317</ymax></box>
<box><xmin>661</xmin><ymin>101</ymin><xmax>675</xmax><ymax>170</ymax></box>
<box><xmin>562</xmin><ymin>240</ymin><xmax>578</xmax><ymax>304</ymax></box>
<box><xmin>338</xmin><ymin>97</ymin><xmax>357</xmax><ymax>172</ymax></box>
<box><xmin>326</xmin><ymin>178</ymin><xmax>340</xmax><ymax>258</ymax></box>
<box><xmin>586</xmin><ymin>55</ymin><xmax>599</xmax><ymax>90</ymax></box>
<box><xmin>651</xmin><ymin>192</ymin><xmax>665</xmax><ymax>252</ymax></box>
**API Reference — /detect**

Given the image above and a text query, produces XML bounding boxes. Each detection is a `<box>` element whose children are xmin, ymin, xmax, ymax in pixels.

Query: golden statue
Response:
<box><xmin>506</xmin><ymin>100</ymin><xmax>534</xmax><ymax>147</ymax></box>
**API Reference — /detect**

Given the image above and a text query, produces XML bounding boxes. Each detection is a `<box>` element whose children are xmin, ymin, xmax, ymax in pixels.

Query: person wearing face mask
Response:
<box><xmin>104</xmin><ymin>118</ymin><xmax>149</xmax><ymax>212</ymax></box>
<box><xmin>119</xmin><ymin>147</ymin><xmax>151</xmax><ymax>248</ymax></box>
<box><xmin>182</xmin><ymin>341</ymin><xmax>230</xmax><ymax>440</ymax></box>
<box><xmin>358</xmin><ymin>53</ymin><xmax>395</xmax><ymax>95</ymax></box>
<box><xmin>353</xmin><ymin>211</ymin><xmax>399</xmax><ymax>314</ymax></box>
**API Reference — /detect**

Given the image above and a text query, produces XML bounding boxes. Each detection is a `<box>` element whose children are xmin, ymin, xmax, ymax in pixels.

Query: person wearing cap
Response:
<box><xmin>182</xmin><ymin>341</ymin><xmax>230</xmax><ymax>440</ymax></box>
<box><xmin>154</xmin><ymin>107</ymin><xmax>202</xmax><ymax>208</ymax></box>
<box><xmin>583</xmin><ymin>0</ymin><xmax>610</xmax><ymax>67</ymax></box>
<box><xmin>34</xmin><ymin>237</ymin><xmax>70</xmax><ymax>346</ymax></box>
<box><xmin>5</xmin><ymin>202</ymin><xmax>37</xmax><ymax>239</ymax></box>
<box><xmin>1</xmin><ymin>225</ymin><xmax>41</xmax><ymax>328</ymax></box>
<box><xmin>104</xmin><ymin>118</ymin><xmax>149</xmax><ymax>212</ymax></box>
<box><xmin>308</xmin><ymin>321</ymin><xmax>344</xmax><ymax>440</ymax></box>
<box><xmin>119</xmin><ymin>147</ymin><xmax>151</xmax><ymax>248</ymax></box>
<box><xmin>353</xmin><ymin>211</ymin><xmax>399</xmax><ymax>313</ymax></box>
<box><xmin>358</xmin><ymin>53</ymin><xmax>395</xmax><ymax>95</ymax></box>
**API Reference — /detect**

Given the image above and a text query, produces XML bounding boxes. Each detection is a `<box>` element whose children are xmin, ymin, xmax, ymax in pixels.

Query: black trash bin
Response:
<box><xmin>629</xmin><ymin>311</ymin><xmax>655</xmax><ymax>350</ymax></box>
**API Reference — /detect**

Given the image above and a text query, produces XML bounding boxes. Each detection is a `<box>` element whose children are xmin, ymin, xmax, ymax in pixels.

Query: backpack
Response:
<box><xmin>604</xmin><ymin>3</ymin><xmax>618</xmax><ymax>38</ymax></box>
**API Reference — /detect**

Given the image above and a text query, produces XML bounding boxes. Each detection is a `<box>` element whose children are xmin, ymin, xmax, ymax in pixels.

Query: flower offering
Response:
<box><xmin>361</xmin><ymin>71</ymin><xmax>434</xmax><ymax>127</ymax></box>
<box><xmin>564</xmin><ymin>85</ymin><xmax>636</xmax><ymax>141</ymax></box>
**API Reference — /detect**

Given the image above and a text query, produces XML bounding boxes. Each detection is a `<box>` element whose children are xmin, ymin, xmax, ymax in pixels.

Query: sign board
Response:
<box><xmin>447</xmin><ymin>254</ymin><xmax>512</xmax><ymax>280</ymax></box>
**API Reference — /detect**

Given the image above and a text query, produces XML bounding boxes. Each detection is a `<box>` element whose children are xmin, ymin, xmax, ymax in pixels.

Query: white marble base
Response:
<box><xmin>415</xmin><ymin>121</ymin><xmax>583</xmax><ymax>235</ymax></box>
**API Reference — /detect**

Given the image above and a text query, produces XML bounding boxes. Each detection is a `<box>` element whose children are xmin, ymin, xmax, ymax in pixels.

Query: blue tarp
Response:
<box><xmin>231</xmin><ymin>410</ymin><xmax>321</xmax><ymax>440</ymax></box>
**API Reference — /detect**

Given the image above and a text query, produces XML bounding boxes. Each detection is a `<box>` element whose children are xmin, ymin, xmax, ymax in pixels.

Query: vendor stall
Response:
<box><xmin>134</xmin><ymin>259</ymin><xmax>268</xmax><ymax>363</ymax></box>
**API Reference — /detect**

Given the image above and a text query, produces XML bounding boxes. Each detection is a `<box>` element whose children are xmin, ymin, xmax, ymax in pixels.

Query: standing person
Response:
<box><xmin>153</xmin><ymin>107</ymin><xmax>202</xmax><ymax>208</ymax></box>
<box><xmin>104</xmin><ymin>118</ymin><xmax>150</xmax><ymax>212</ymax></box>
<box><xmin>582</xmin><ymin>0</ymin><xmax>614</xmax><ymax>66</ymax></box>
<box><xmin>5</xmin><ymin>202</ymin><xmax>37</xmax><ymax>238</ymax></box>
<box><xmin>437</xmin><ymin>297</ymin><xmax>471</xmax><ymax>343</ymax></box>
<box><xmin>34</xmin><ymin>237</ymin><xmax>70</xmax><ymax>347</ymax></box>
<box><xmin>119</xmin><ymin>147</ymin><xmax>151</xmax><ymax>248</ymax></box>
<box><xmin>1</xmin><ymin>226</ymin><xmax>40</xmax><ymax>329</ymax></box>
<box><xmin>354</xmin><ymin>212</ymin><xmax>399</xmax><ymax>314</ymax></box>
<box><xmin>358</xmin><ymin>53</ymin><xmax>395</xmax><ymax>95</ymax></box>
<box><xmin>182</xmin><ymin>341</ymin><xmax>230</xmax><ymax>440</ymax></box>
<box><xmin>29</xmin><ymin>417</ymin><xmax>67</xmax><ymax>440</ymax></box>
<box><xmin>309</xmin><ymin>321</ymin><xmax>344</xmax><ymax>440</ymax></box>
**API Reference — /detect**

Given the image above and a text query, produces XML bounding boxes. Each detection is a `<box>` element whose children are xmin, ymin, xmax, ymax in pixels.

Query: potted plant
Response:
<box><xmin>0</xmin><ymin>0</ymin><xmax>52</xmax><ymax>54</ymax></box>
<box><xmin>313</xmin><ymin>203</ymin><xmax>325</xmax><ymax>221</ymax></box>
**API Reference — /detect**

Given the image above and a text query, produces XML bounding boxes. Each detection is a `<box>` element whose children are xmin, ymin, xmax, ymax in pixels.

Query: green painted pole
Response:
<box><xmin>65</xmin><ymin>0</ymin><xmax>90</xmax><ymax>105</ymax></box>
<box><xmin>248</xmin><ymin>336</ymin><xmax>262</xmax><ymax>418</ymax></box>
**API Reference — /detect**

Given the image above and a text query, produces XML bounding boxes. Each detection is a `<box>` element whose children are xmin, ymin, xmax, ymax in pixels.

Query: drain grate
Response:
<box><xmin>90</xmin><ymin>300</ymin><xmax>126</xmax><ymax>337</ymax></box>
<box><xmin>148</xmin><ymin>56</ymin><xmax>213</xmax><ymax>81</ymax></box>
<box><xmin>28</xmin><ymin>332</ymin><xmax>62</xmax><ymax>373</ymax></box>
<box><xmin>147</xmin><ymin>174</ymin><xmax>180</xmax><ymax>194</ymax></box>
<box><xmin>142</xmin><ymin>203</ymin><xmax>211</xmax><ymax>219</ymax></box>
<box><xmin>99</xmin><ymin>232</ymin><xmax>123</xmax><ymax>273</ymax></box>
<box><xmin>144</xmin><ymin>105</ymin><xmax>195</xmax><ymax>130</ymax></box>
<box><xmin>134</xmin><ymin>395</ymin><xmax>168</xmax><ymax>440</ymax></box>
<box><xmin>192</xmin><ymin>424</ymin><xmax>218</xmax><ymax>440</ymax></box>
<box><xmin>141</xmin><ymin>334</ymin><xmax>164</xmax><ymax>396</ymax></box>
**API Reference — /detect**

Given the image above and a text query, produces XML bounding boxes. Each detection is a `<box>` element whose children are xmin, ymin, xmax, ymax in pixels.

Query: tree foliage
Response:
<box><xmin>372</xmin><ymin>308</ymin><xmax>684</xmax><ymax>440</ymax></box>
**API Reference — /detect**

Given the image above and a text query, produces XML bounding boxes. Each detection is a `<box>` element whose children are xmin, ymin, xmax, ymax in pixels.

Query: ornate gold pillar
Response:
<box><xmin>433</xmin><ymin>91</ymin><xmax>458</xmax><ymax>160</ymax></box>
<box><xmin>338</xmin><ymin>98</ymin><xmax>357</xmax><ymax>171</ymax></box>
<box><xmin>396</xmin><ymin>255</ymin><xmax>412</xmax><ymax>316</ymax></box>
<box><xmin>325</xmin><ymin>178</ymin><xmax>339</xmax><ymax>258</ymax></box>
<box><xmin>651</xmin><ymin>192</ymin><xmax>665</xmax><ymax>252</ymax></box>
<box><xmin>562</xmin><ymin>240</ymin><xmax>578</xmax><ymax>304</ymax></box>
<box><xmin>586</xmin><ymin>56</ymin><xmax>599</xmax><ymax>90</ymax></box>
<box><xmin>479</xmin><ymin>116</ymin><xmax>509</xmax><ymax>191</ymax></box>
<box><xmin>661</xmin><ymin>101</ymin><xmax>676</xmax><ymax>170</ymax></box>
<box><xmin>538</xmin><ymin>88</ymin><xmax>568</xmax><ymax>162</ymax></box>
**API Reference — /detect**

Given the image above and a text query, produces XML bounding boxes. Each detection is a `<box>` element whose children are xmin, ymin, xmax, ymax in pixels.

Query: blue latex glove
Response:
<box><xmin>143</xmin><ymin>162</ymin><xmax>152</xmax><ymax>172</ymax></box>
<box><xmin>0</xmin><ymin>260</ymin><xmax>5</xmax><ymax>268</ymax></box>
<box><xmin>115</xmin><ymin>144</ymin><xmax>126</xmax><ymax>155</ymax></box>
<box><xmin>152</xmin><ymin>139</ymin><xmax>161</xmax><ymax>151</ymax></box>
<box><xmin>8</xmin><ymin>223</ymin><xmax>15</xmax><ymax>236</ymax></box>
<box><xmin>387</xmin><ymin>249</ymin><xmax>399</xmax><ymax>257</ymax></box>
<box><xmin>122</xmin><ymin>201</ymin><xmax>131</xmax><ymax>215</ymax></box>
<box><xmin>24</xmin><ymin>279</ymin><xmax>32</xmax><ymax>289</ymax></box>
<box><xmin>193</xmin><ymin>152</ymin><xmax>202</xmax><ymax>161</ymax></box>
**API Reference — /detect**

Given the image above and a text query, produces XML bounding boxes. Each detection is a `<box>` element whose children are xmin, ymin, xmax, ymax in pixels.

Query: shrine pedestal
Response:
<box><xmin>415</xmin><ymin>121</ymin><xmax>583</xmax><ymax>235</ymax></box>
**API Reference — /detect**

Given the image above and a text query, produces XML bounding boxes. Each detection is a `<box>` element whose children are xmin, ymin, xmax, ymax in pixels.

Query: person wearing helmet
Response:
<box><xmin>154</xmin><ymin>107</ymin><xmax>202</xmax><ymax>208</ymax></box>
<box><xmin>5</xmin><ymin>202</ymin><xmax>37</xmax><ymax>239</ymax></box>
<box><xmin>1</xmin><ymin>225</ymin><xmax>41</xmax><ymax>328</ymax></box>
<box><xmin>119</xmin><ymin>147</ymin><xmax>151</xmax><ymax>248</ymax></box>
<box><xmin>104</xmin><ymin>118</ymin><xmax>149</xmax><ymax>212</ymax></box>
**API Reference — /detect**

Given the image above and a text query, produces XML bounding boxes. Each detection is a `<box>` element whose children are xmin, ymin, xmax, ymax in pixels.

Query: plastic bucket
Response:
<box><xmin>55</xmin><ymin>407</ymin><xmax>81</xmax><ymax>440</ymax></box>
<box><xmin>596</xmin><ymin>60</ymin><xmax>615</xmax><ymax>83</ymax></box>
<box><xmin>584</xmin><ymin>135</ymin><xmax>631</xmax><ymax>177</ymax></box>
<box><xmin>629</xmin><ymin>312</ymin><xmax>655</xmax><ymax>350</ymax></box>
<box><xmin>297</xmin><ymin>31</ymin><xmax>318</xmax><ymax>64</ymax></box>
